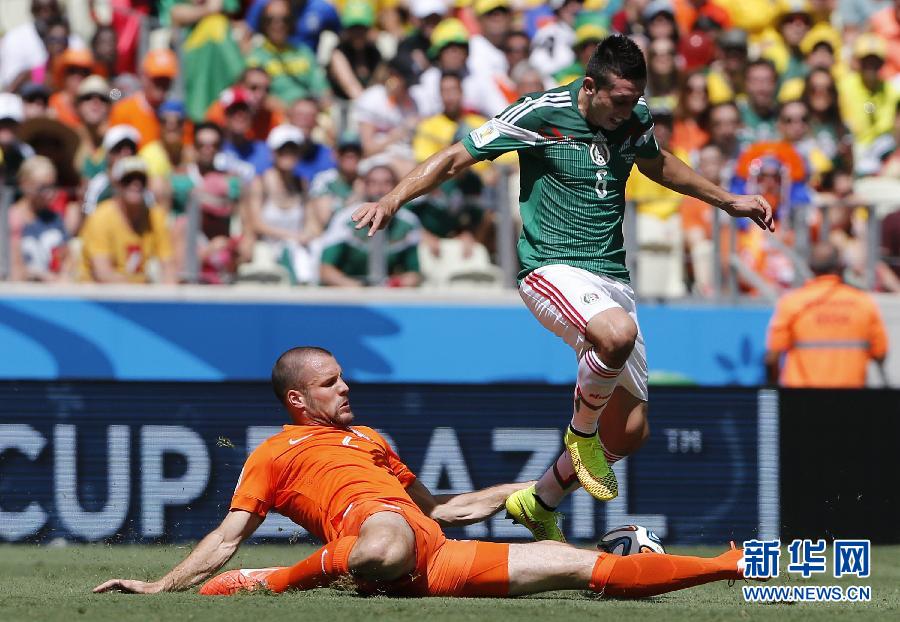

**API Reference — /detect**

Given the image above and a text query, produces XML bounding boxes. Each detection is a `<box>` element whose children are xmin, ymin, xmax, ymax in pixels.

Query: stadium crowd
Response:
<box><xmin>1</xmin><ymin>0</ymin><xmax>900</xmax><ymax>295</ymax></box>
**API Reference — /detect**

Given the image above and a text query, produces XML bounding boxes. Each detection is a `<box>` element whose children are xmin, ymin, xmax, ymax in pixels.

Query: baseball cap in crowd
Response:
<box><xmin>220</xmin><ymin>87</ymin><xmax>252</xmax><ymax>112</ymax></box>
<box><xmin>430</xmin><ymin>17</ymin><xmax>469</xmax><ymax>57</ymax></box>
<box><xmin>717</xmin><ymin>29</ymin><xmax>748</xmax><ymax>51</ymax></box>
<box><xmin>142</xmin><ymin>48</ymin><xmax>178</xmax><ymax>79</ymax></box>
<box><xmin>341</xmin><ymin>0</ymin><xmax>375</xmax><ymax>28</ymax></box>
<box><xmin>19</xmin><ymin>82</ymin><xmax>50</xmax><ymax>103</ymax></box>
<box><xmin>777</xmin><ymin>0</ymin><xmax>812</xmax><ymax>21</ymax></box>
<box><xmin>853</xmin><ymin>33</ymin><xmax>886</xmax><ymax>60</ymax></box>
<box><xmin>0</xmin><ymin>93</ymin><xmax>24</xmax><ymax>123</ymax></box>
<box><xmin>800</xmin><ymin>22</ymin><xmax>840</xmax><ymax>56</ymax></box>
<box><xmin>573</xmin><ymin>12</ymin><xmax>608</xmax><ymax>48</ymax></box>
<box><xmin>158</xmin><ymin>100</ymin><xmax>186</xmax><ymax>118</ymax></box>
<box><xmin>412</xmin><ymin>0</ymin><xmax>447</xmax><ymax>19</ymax></box>
<box><xmin>337</xmin><ymin>131</ymin><xmax>363</xmax><ymax>153</ymax></box>
<box><xmin>111</xmin><ymin>156</ymin><xmax>148</xmax><ymax>183</ymax></box>
<box><xmin>102</xmin><ymin>124</ymin><xmax>140</xmax><ymax>152</ymax></box>
<box><xmin>266</xmin><ymin>124</ymin><xmax>304</xmax><ymax>151</ymax></box>
<box><xmin>679</xmin><ymin>31</ymin><xmax>715</xmax><ymax>71</ymax></box>
<box><xmin>474</xmin><ymin>0</ymin><xmax>510</xmax><ymax>16</ymax></box>
<box><xmin>643</xmin><ymin>0</ymin><xmax>675</xmax><ymax>22</ymax></box>
<box><xmin>77</xmin><ymin>75</ymin><xmax>111</xmax><ymax>101</ymax></box>
<box><xmin>59</xmin><ymin>47</ymin><xmax>94</xmax><ymax>71</ymax></box>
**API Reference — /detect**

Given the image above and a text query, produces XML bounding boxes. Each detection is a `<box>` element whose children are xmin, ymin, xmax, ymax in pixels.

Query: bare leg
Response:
<box><xmin>507</xmin><ymin>541</ymin><xmax>597</xmax><ymax>594</ymax></box>
<box><xmin>535</xmin><ymin>386</ymin><xmax>648</xmax><ymax>507</ymax></box>
<box><xmin>261</xmin><ymin>511</ymin><xmax>416</xmax><ymax>593</ymax></box>
<box><xmin>598</xmin><ymin>386</ymin><xmax>649</xmax><ymax>458</ymax></box>
<box><xmin>348</xmin><ymin>511</ymin><xmax>417</xmax><ymax>581</ymax></box>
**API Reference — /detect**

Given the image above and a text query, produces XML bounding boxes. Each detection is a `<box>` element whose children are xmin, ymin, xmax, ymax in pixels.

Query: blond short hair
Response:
<box><xmin>17</xmin><ymin>155</ymin><xmax>57</xmax><ymax>185</ymax></box>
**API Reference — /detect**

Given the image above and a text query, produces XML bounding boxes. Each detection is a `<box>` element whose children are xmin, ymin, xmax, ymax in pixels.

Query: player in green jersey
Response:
<box><xmin>353</xmin><ymin>35</ymin><xmax>773</xmax><ymax>541</ymax></box>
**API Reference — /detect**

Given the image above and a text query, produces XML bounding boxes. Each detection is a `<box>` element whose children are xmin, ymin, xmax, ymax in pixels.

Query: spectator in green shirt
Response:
<box><xmin>319</xmin><ymin>165</ymin><xmax>422</xmax><ymax>288</ymax></box>
<box><xmin>246</xmin><ymin>0</ymin><xmax>329</xmax><ymax>107</ymax></box>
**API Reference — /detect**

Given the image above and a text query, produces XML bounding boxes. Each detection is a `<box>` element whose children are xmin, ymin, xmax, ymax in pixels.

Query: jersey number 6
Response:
<box><xmin>595</xmin><ymin>169</ymin><xmax>608</xmax><ymax>199</ymax></box>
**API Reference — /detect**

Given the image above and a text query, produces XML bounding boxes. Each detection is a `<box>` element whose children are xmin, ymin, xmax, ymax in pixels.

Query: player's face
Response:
<box><xmin>584</xmin><ymin>74</ymin><xmax>645</xmax><ymax>131</ymax></box>
<box><xmin>299</xmin><ymin>356</ymin><xmax>353</xmax><ymax>427</ymax></box>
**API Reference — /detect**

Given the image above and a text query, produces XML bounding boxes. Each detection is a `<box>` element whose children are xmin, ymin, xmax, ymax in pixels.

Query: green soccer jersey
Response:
<box><xmin>321</xmin><ymin>206</ymin><xmax>422</xmax><ymax>281</ymax></box>
<box><xmin>461</xmin><ymin>78</ymin><xmax>660</xmax><ymax>282</ymax></box>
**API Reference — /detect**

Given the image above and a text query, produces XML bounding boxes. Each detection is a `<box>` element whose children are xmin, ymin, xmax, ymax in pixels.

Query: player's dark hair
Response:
<box><xmin>585</xmin><ymin>34</ymin><xmax>647</xmax><ymax>89</ymax></box>
<box><xmin>272</xmin><ymin>346</ymin><xmax>334</xmax><ymax>406</ymax></box>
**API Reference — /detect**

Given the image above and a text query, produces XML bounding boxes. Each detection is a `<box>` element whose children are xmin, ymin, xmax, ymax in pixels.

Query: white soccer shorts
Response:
<box><xmin>519</xmin><ymin>264</ymin><xmax>649</xmax><ymax>402</ymax></box>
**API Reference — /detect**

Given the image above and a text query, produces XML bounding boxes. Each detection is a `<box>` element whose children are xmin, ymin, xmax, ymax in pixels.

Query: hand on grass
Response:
<box><xmin>93</xmin><ymin>578</ymin><xmax>163</xmax><ymax>594</ymax></box>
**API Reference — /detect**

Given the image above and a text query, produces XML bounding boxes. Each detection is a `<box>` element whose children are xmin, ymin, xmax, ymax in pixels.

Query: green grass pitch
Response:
<box><xmin>2</xmin><ymin>543</ymin><xmax>898</xmax><ymax>621</ymax></box>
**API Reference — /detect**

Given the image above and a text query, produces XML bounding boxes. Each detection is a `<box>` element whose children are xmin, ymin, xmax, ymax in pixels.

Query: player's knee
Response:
<box><xmin>349</xmin><ymin>535</ymin><xmax>416</xmax><ymax>581</ymax></box>
<box><xmin>587</xmin><ymin>312</ymin><xmax>637</xmax><ymax>367</ymax></box>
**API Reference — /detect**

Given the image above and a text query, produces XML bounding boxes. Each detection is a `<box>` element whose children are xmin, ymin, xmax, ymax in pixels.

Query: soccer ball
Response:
<box><xmin>598</xmin><ymin>524</ymin><xmax>666</xmax><ymax>555</ymax></box>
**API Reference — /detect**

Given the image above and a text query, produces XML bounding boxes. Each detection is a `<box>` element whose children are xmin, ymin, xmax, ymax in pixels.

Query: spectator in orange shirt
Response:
<box><xmin>93</xmin><ymin>346</ymin><xmax>748</xmax><ymax>599</ymax></box>
<box><xmin>765</xmin><ymin>242</ymin><xmax>889</xmax><ymax>388</ymax></box>
<box><xmin>108</xmin><ymin>48</ymin><xmax>179</xmax><ymax>147</ymax></box>
<box><xmin>205</xmin><ymin>67</ymin><xmax>285</xmax><ymax>142</ymax></box>
<box><xmin>48</xmin><ymin>47</ymin><xmax>95</xmax><ymax>128</ymax></box>
<box><xmin>672</xmin><ymin>71</ymin><xmax>710</xmax><ymax>155</ymax></box>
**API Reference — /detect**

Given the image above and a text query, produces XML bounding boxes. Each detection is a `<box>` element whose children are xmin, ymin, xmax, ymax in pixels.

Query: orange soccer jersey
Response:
<box><xmin>766</xmin><ymin>275</ymin><xmax>889</xmax><ymax>387</ymax></box>
<box><xmin>231</xmin><ymin>425</ymin><xmax>422</xmax><ymax>542</ymax></box>
<box><xmin>230</xmin><ymin>424</ymin><xmax>510</xmax><ymax>597</ymax></box>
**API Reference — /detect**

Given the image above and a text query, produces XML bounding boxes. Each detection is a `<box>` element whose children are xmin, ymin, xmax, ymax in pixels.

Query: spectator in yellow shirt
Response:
<box><xmin>79</xmin><ymin>157</ymin><xmax>175</xmax><ymax>284</ymax></box>
<box><xmin>838</xmin><ymin>34</ymin><xmax>900</xmax><ymax>175</ymax></box>
<box><xmin>413</xmin><ymin>71</ymin><xmax>487</xmax><ymax>164</ymax></box>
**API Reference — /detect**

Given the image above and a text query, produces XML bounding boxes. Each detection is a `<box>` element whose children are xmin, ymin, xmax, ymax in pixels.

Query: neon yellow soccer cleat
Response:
<box><xmin>564</xmin><ymin>427</ymin><xmax>618</xmax><ymax>501</ymax></box>
<box><xmin>505</xmin><ymin>485</ymin><xmax>566</xmax><ymax>542</ymax></box>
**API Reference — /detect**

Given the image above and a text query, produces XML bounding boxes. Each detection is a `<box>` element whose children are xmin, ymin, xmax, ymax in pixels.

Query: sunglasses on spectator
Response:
<box><xmin>66</xmin><ymin>66</ymin><xmax>92</xmax><ymax>76</ymax></box>
<box><xmin>120</xmin><ymin>174</ymin><xmax>146</xmax><ymax>186</ymax></box>
<box><xmin>23</xmin><ymin>94</ymin><xmax>49</xmax><ymax>104</ymax></box>
<box><xmin>265</xmin><ymin>14</ymin><xmax>292</xmax><ymax>23</ymax></box>
<box><xmin>780</xmin><ymin>115</ymin><xmax>808</xmax><ymax>124</ymax></box>
<box><xmin>245</xmin><ymin>82</ymin><xmax>270</xmax><ymax>93</ymax></box>
<box><xmin>34</xmin><ymin>183</ymin><xmax>57</xmax><ymax>194</ymax></box>
<box><xmin>110</xmin><ymin>141</ymin><xmax>137</xmax><ymax>154</ymax></box>
<box><xmin>77</xmin><ymin>93</ymin><xmax>108</xmax><ymax>104</ymax></box>
<box><xmin>783</xmin><ymin>13</ymin><xmax>811</xmax><ymax>25</ymax></box>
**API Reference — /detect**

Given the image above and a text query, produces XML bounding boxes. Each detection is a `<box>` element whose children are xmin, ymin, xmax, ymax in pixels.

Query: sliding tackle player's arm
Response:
<box><xmin>406</xmin><ymin>479</ymin><xmax>533</xmax><ymax>527</ymax></box>
<box><xmin>352</xmin><ymin>142</ymin><xmax>478</xmax><ymax>235</ymax></box>
<box><xmin>92</xmin><ymin>510</ymin><xmax>263</xmax><ymax>594</ymax></box>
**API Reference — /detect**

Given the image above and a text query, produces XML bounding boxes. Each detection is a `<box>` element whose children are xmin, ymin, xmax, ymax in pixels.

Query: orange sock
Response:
<box><xmin>264</xmin><ymin>536</ymin><xmax>358</xmax><ymax>593</ymax></box>
<box><xmin>590</xmin><ymin>550</ymin><xmax>741</xmax><ymax>598</ymax></box>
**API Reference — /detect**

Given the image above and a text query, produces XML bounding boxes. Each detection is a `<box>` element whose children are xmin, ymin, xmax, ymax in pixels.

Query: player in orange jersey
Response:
<box><xmin>93</xmin><ymin>347</ymin><xmax>750</xmax><ymax>599</ymax></box>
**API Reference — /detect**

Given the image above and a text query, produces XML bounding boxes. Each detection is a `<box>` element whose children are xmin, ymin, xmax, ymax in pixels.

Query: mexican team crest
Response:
<box><xmin>590</xmin><ymin>139</ymin><xmax>611</xmax><ymax>166</ymax></box>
